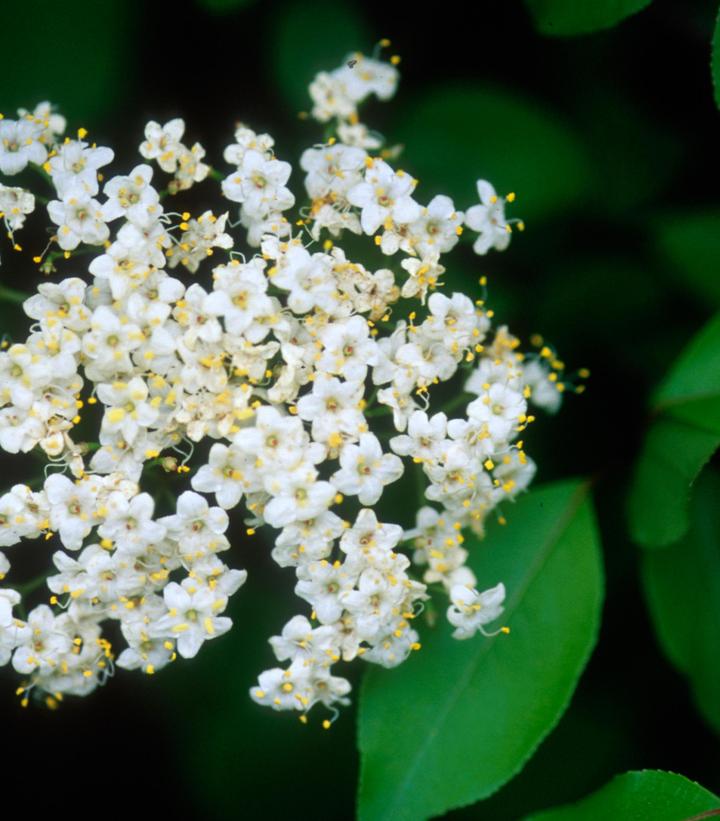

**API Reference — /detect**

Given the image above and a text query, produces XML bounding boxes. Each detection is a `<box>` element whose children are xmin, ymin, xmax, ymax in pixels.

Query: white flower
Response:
<box><xmin>0</xmin><ymin>185</ymin><xmax>35</xmax><ymax>231</ymax></box>
<box><xmin>466</xmin><ymin>383</ymin><xmax>527</xmax><ymax>443</ymax></box>
<box><xmin>0</xmin><ymin>490</ymin><xmax>31</xmax><ymax>547</ymax></box>
<box><xmin>338</xmin><ymin>55</ymin><xmax>399</xmax><ymax>103</ymax></box>
<box><xmin>523</xmin><ymin>359</ymin><xmax>563</xmax><ymax>413</ymax></box>
<box><xmin>173</xmin><ymin>142</ymin><xmax>209</xmax><ymax>190</ymax></box>
<box><xmin>154</xmin><ymin>579</ymin><xmax>234</xmax><ymax>658</ymax></box>
<box><xmin>309</xmin><ymin>72</ymin><xmax>356</xmax><ymax>123</ymax></box>
<box><xmin>191</xmin><ymin>443</ymin><xmax>248</xmax><ymax>510</ymax></box>
<box><xmin>159</xmin><ymin>491</ymin><xmax>229</xmax><ymax>557</ymax></box>
<box><xmin>0</xmin><ymin>343</ymin><xmax>52</xmax><ymax>409</ymax></box>
<box><xmin>116</xmin><ymin>615</ymin><xmax>176</xmax><ymax>675</ymax></box>
<box><xmin>96</xmin><ymin>491</ymin><xmax>166</xmax><ymax>555</ymax></box>
<box><xmin>362</xmin><ymin>618</ymin><xmax>420</xmax><ymax>668</ymax></box>
<box><xmin>390</xmin><ymin>410</ymin><xmax>448</xmax><ymax>462</ymax></box>
<box><xmin>18</xmin><ymin>102</ymin><xmax>66</xmax><ymax>138</ymax></box>
<box><xmin>424</xmin><ymin>291</ymin><xmax>481</xmax><ymax>349</ymax></box>
<box><xmin>204</xmin><ymin>259</ymin><xmax>273</xmax><ymax>339</ymax></box>
<box><xmin>339</xmin><ymin>567</ymin><xmax>407</xmax><ymax>642</ymax></box>
<box><xmin>168</xmin><ymin>211</ymin><xmax>232</xmax><ymax>273</ymax></box>
<box><xmin>97</xmin><ymin>378</ymin><xmax>159</xmax><ymax>444</ymax></box>
<box><xmin>269</xmin><ymin>615</ymin><xmax>339</xmax><ymax>665</ymax></box>
<box><xmin>271</xmin><ymin>245</ymin><xmax>337</xmax><ymax>315</ymax></box>
<box><xmin>12</xmin><ymin>605</ymin><xmax>72</xmax><ymax>674</ymax></box>
<box><xmin>263</xmin><ymin>466</ymin><xmax>336</xmax><ymax>529</ymax></box>
<box><xmin>295</xmin><ymin>558</ymin><xmax>359</xmax><ymax>624</ymax></box>
<box><xmin>296</xmin><ymin>375</ymin><xmax>365</xmax><ymax>447</ymax></box>
<box><xmin>222</xmin><ymin>149</ymin><xmax>294</xmax><ymax>218</ymax></box>
<box><xmin>44</xmin><ymin>474</ymin><xmax>98</xmax><ymax>551</ymax></box>
<box><xmin>376</xmin><ymin>386</ymin><xmax>419</xmax><ymax>433</ymax></box>
<box><xmin>0</xmin><ymin>53</ymin><xmax>558</xmax><ymax>711</ymax></box>
<box><xmin>347</xmin><ymin>159</ymin><xmax>422</xmax><ymax>235</ymax></box>
<box><xmin>340</xmin><ymin>509</ymin><xmax>403</xmax><ymax>561</ymax></box>
<box><xmin>272</xmin><ymin>511</ymin><xmax>344</xmax><ymax>567</ymax></box>
<box><xmin>139</xmin><ymin>119</ymin><xmax>186</xmax><ymax>173</ymax></box>
<box><xmin>47</xmin><ymin>139</ymin><xmax>114</xmax><ymax>198</ymax></box>
<box><xmin>82</xmin><ymin>307</ymin><xmax>145</xmax><ymax>381</ymax></box>
<box><xmin>465</xmin><ymin>180</ymin><xmax>513</xmax><ymax>254</ymax></box>
<box><xmin>0</xmin><ymin>119</ymin><xmax>47</xmax><ymax>175</ymax></box>
<box><xmin>332</xmin><ymin>433</ymin><xmax>403</xmax><ymax>505</ymax></box>
<box><xmin>47</xmin><ymin>193</ymin><xmax>109</xmax><ymax>250</ymax></box>
<box><xmin>0</xmin><ymin>590</ymin><xmax>29</xmax><ymax>666</ymax></box>
<box><xmin>301</xmin><ymin>143</ymin><xmax>367</xmax><ymax>200</ymax></box>
<box><xmin>336</xmin><ymin>121</ymin><xmax>382</xmax><ymax>149</ymax></box>
<box><xmin>316</xmin><ymin>315</ymin><xmax>378</xmax><ymax>382</ymax></box>
<box><xmin>23</xmin><ymin>277</ymin><xmax>91</xmax><ymax>332</ymax></box>
<box><xmin>102</xmin><ymin>164</ymin><xmax>160</xmax><ymax>224</ymax></box>
<box><xmin>408</xmin><ymin>195</ymin><xmax>463</xmax><ymax>258</ymax></box>
<box><xmin>447</xmin><ymin>582</ymin><xmax>506</xmax><ymax>639</ymax></box>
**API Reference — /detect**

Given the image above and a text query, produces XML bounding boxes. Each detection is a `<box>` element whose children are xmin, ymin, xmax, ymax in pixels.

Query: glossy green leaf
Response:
<box><xmin>0</xmin><ymin>0</ymin><xmax>132</xmax><ymax>123</ymax></box>
<box><xmin>271</xmin><ymin>0</ymin><xmax>370</xmax><ymax>110</ymax></box>
<box><xmin>654</xmin><ymin>211</ymin><xmax>720</xmax><ymax>307</ymax></box>
<box><xmin>642</xmin><ymin>468</ymin><xmax>720</xmax><ymax>735</ymax></box>
<box><xmin>525</xmin><ymin>770</ymin><xmax>720</xmax><ymax>820</ymax></box>
<box><xmin>525</xmin><ymin>0</ymin><xmax>654</xmax><ymax>36</ymax></box>
<box><xmin>629</xmin><ymin>313</ymin><xmax>720</xmax><ymax>548</ymax></box>
<box><xmin>394</xmin><ymin>87</ymin><xmax>592</xmax><ymax>222</ymax></box>
<box><xmin>713</xmin><ymin>6</ymin><xmax>720</xmax><ymax>109</ymax></box>
<box><xmin>358</xmin><ymin>479</ymin><xmax>603</xmax><ymax>821</ymax></box>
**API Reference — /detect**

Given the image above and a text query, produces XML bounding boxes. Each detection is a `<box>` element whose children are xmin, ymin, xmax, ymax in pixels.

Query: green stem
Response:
<box><xmin>29</xmin><ymin>162</ymin><xmax>53</xmax><ymax>186</ymax></box>
<box><xmin>0</xmin><ymin>284</ymin><xmax>30</xmax><ymax>305</ymax></box>
<box><xmin>364</xmin><ymin>405</ymin><xmax>392</xmax><ymax>418</ymax></box>
<box><xmin>18</xmin><ymin>571</ymin><xmax>50</xmax><ymax>597</ymax></box>
<box><xmin>414</xmin><ymin>462</ymin><xmax>427</xmax><ymax>506</ymax></box>
<box><xmin>438</xmin><ymin>392</ymin><xmax>470</xmax><ymax>416</ymax></box>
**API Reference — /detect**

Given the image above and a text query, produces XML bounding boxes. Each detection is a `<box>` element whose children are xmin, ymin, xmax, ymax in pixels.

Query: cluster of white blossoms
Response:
<box><xmin>0</xmin><ymin>49</ymin><xmax>577</xmax><ymax>718</ymax></box>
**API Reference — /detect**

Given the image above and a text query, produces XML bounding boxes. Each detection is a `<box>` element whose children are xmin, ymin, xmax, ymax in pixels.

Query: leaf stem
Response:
<box><xmin>18</xmin><ymin>571</ymin><xmax>50</xmax><ymax>597</ymax></box>
<box><xmin>0</xmin><ymin>284</ymin><xmax>30</xmax><ymax>305</ymax></box>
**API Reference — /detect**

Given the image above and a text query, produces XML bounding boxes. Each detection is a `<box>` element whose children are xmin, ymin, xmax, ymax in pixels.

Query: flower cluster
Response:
<box><xmin>0</xmin><ymin>49</ymin><xmax>577</xmax><ymax>718</ymax></box>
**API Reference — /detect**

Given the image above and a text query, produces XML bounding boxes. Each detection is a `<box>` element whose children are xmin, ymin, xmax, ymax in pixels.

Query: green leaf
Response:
<box><xmin>525</xmin><ymin>0</ymin><xmax>654</xmax><ymax>36</ymax></box>
<box><xmin>357</xmin><ymin>479</ymin><xmax>603</xmax><ymax>821</ymax></box>
<box><xmin>394</xmin><ymin>86</ymin><xmax>592</xmax><ymax>222</ymax></box>
<box><xmin>654</xmin><ymin>211</ymin><xmax>720</xmax><ymax>307</ymax></box>
<box><xmin>713</xmin><ymin>6</ymin><xmax>720</xmax><ymax>109</ymax></box>
<box><xmin>0</xmin><ymin>0</ymin><xmax>133</xmax><ymax>123</ymax></box>
<box><xmin>642</xmin><ymin>468</ymin><xmax>720</xmax><ymax>735</ymax></box>
<box><xmin>525</xmin><ymin>770</ymin><xmax>720</xmax><ymax>820</ymax></box>
<box><xmin>270</xmin><ymin>0</ymin><xmax>370</xmax><ymax>110</ymax></box>
<box><xmin>629</xmin><ymin>313</ymin><xmax>720</xmax><ymax>548</ymax></box>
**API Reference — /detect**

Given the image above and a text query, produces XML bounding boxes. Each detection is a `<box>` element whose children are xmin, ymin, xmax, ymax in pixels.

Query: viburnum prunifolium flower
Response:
<box><xmin>0</xmin><ymin>46</ymin><xmax>585</xmax><ymax>721</ymax></box>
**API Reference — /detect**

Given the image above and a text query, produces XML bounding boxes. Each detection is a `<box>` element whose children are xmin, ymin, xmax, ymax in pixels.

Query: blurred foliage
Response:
<box><xmin>713</xmin><ymin>6</ymin><xmax>720</xmax><ymax>107</ymax></box>
<box><xmin>393</xmin><ymin>86</ymin><xmax>593</xmax><ymax>222</ymax></box>
<box><xmin>0</xmin><ymin>0</ymin><xmax>133</xmax><ymax>122</ymax></box>
<box><xmin>654</xmin><ymin>210</ymin><xmax>720</xmax><ymax>306</ymax></box>
<box><xmin>196</xmin><ymin>0</ymin><xmax>256</xmax><ymax>13</ymax></box>
<box><xmin>525</xmin><ymin>770</ymin><xmax>720</xmax><ymax>820</ymax></box>
<box><xmin>525</xmin><ymin>0</ymin><xmax>654</xmax><ymax>35</ymax></box>
<box><xmin>642</xmin><ymin>468</ymin><xmax>720</xmax><ymax>736</ymax></box>
<box><xmin>629</xmin><ymin>313</ymin><xmax>720</xmax><ymax>548</ymax></box>
<box><xmin>272</xmin><ymin>0</ymin><xmax>370</xmax><ymax>109</ymax></box>
<box><xmin>3</xmin><ymin>0</ymin><xmax>720</xmax><ymax>819</ymax></box>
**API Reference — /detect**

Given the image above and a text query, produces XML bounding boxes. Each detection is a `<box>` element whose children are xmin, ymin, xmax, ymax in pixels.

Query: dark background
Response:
<box><xmin>2</xmin><ymin>0</ymin><xmax>720</xmax><ymax>818</ymax></box>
